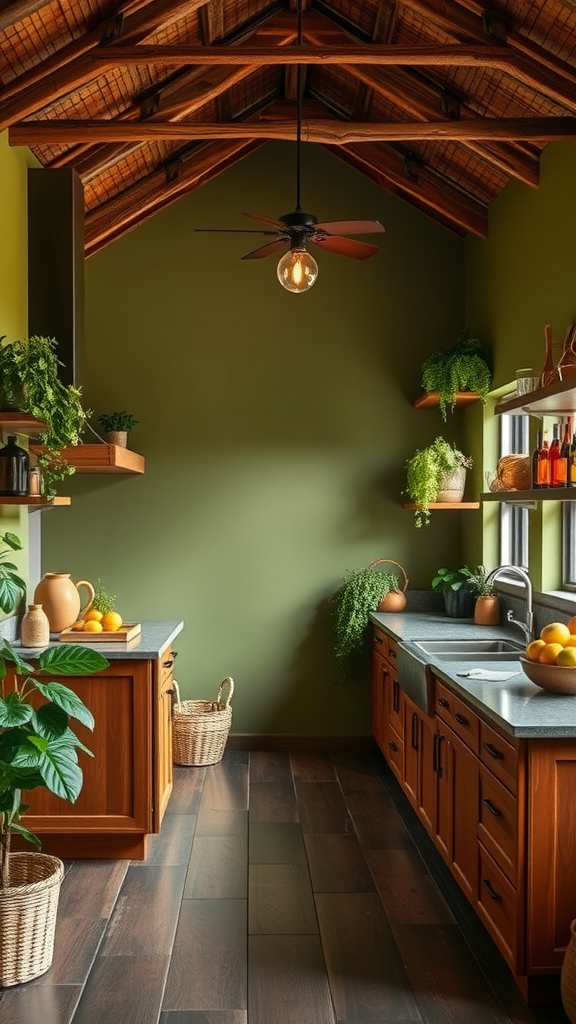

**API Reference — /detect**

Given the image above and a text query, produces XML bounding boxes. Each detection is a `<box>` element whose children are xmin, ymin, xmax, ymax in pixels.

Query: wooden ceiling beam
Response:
<box><xmin>0</xmin><ymin>1</ymin><xmax>53</xmax><ymax>32</ymax></box>
<box><xmin>0</xmin><ymin>0</ymin><xmax>211</xmax><ymax>132</ymax></box>
<box><xmin>303</xmin><ymin>18</ymin><xmax>539</xmax><ymax>188</ymax></box>
<box><xmin>84</xmin><ymin>139</ymin><xmax>264</xmax><ymax>256</ymax></box>
<box><xmin>329</xmin><ymin>142</ymin><xmax>487</xmax><ymax>238</ymax></box>
<box><xmin>12</xmin><ymin>116</ymin><xmax>576</xmax><ymax>145</ymax></box>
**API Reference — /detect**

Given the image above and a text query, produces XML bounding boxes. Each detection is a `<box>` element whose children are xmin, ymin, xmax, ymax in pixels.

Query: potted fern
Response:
<box><xmin>405</xmin><ymin>437</ymin><xmax>473</xmax><ymax>527</ymax></box>
<box><xmin>0</xmin><ymin>335</ymin><xmax>91</xmax><ymax>499</ymax></box>
<box><xmin>461</xmin><ymin>564</ymin><xmax>500</xmax><ymax>625</ymax></box>
<box><xmin>332</xmin><ymin>562</ymin><xmax>403</xmax><ymax>675</ymax></box>
<box><xmin>97</xmin><ymin>410</ymin><xmax>139</xmax><ymax>449</ymax></box>
<box><xmin>420</xmin><ymin>329</ymin><xmax>492</xmax><ymax>421</ymax></box>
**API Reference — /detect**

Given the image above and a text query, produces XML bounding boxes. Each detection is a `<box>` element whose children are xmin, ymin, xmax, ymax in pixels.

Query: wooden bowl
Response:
<box><xmin>520</xmin><ymin>656</ymin><xmax>576</xmax><ymax>695</ymax></box>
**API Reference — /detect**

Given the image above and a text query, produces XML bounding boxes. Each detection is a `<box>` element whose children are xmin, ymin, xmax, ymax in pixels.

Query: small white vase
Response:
<box><xmin>437</xmin><ymin>466</ymin><xmax>466</xmax><ymax>502</ymax></box>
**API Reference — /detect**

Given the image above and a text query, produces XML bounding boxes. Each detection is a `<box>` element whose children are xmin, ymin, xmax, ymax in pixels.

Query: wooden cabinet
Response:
<box><xmin>372</xmin><ymin>627</ymin><xmax>403</xmax><ymax>781</ymax></box>
<box><xmin>15</xmin><ymin>654</ymin><xmax>174</xmax><ymax>860</ymax></box>
<box><xmin>403</xmin><ymin>693</ymin><xmax>435</xmax><ymax>834</ymax></box>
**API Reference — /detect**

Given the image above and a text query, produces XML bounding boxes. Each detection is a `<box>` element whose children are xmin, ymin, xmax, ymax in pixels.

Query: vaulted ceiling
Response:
<box><xmin>2</xmin><ymin>0</ymin><xmax>576</xmax><ymax>256</ymax></box>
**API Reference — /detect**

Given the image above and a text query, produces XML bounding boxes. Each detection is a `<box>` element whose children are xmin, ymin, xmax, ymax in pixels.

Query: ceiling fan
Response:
<box><xmin>194</xmin><ymin>1</ymin><xmax>384</xmax><ymax>293</ymax></box>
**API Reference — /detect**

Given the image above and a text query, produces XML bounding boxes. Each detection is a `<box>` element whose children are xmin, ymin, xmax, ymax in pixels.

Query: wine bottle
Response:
<box><xmin>550</xmin><ymin>423</ymin><xmax>564</xmax><ymax>486</ymax></box>
<box><xmin>570</xmin><ymin>432</ymin><xmax>576</xmax><ymax>487</ymax></box>
<box><xmin>531</xmin><ymin>428</ymin><xmax>542</xmax><ymax>488</ymax></box>
<box><xmin>559</xmin><ymin>416</ymin><xmax>572</xmax><ymax>488</ymax></box>
<box><xmin>537</xmin><ymin>433</ymin><xmax>551</xmax><ymax>487</ymax></box>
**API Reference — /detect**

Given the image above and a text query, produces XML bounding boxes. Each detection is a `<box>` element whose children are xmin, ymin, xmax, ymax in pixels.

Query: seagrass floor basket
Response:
<box><xmin>172</xmin><ymin>678</ymin><xmax>234</xmax><ymax>766</ymax></box>
<box><xmin>0</xmin><ymin>852</ymin><xmax>64</xmax><ymax>987</ymax></box>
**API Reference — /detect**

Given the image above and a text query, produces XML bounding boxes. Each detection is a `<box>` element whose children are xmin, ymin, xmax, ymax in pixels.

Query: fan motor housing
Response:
<box><xmin>279</xmin><ymin>211</ymin><xmax>318</xmax><ymax>229</ymax></box>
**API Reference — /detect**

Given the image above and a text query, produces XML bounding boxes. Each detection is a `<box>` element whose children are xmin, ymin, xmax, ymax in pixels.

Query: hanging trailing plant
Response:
<box><xmin>332</xmin><ymin>565</ymin><xmax>400</xmax><ymax>676</ymax></box>
<box><xmin>420</xmin><ymin>329</ymin><xmax>492</xmax><ymax>421</ymax></box>
<box><xmin>404</xmin><ymin>436</ymin><xmax>473</xmax><ymax>527</ymax></box>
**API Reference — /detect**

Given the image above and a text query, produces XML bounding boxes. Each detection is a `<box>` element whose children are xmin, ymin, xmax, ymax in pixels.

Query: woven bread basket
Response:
<box><xmin>0</xmin><ymin>852</ymin><xmax>64</xmax><ymax>987</ymax></box>
<box><xmin>172</xmin><ymin>678</ymin><xmax>234</xmax><ymax>766</ymax></box>
<box><xmin>496</xmin><ymin>454</ymin><xmax>531</xmax><ymax>491</ymax></box>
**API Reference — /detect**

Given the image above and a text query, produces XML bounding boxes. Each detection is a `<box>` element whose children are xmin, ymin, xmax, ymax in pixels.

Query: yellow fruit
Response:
<box><xmin>72</xmin><ymin>620</ymin><xmax>85</xmax><ymax>631</ymax></box>
<box><xmin>83</xmin><ymin>620</ymin><xmax>103</xmax><ymax>633</ymax></box>
<box><xmin>101</xmin><ymin>611</ymin><xmax>122</xmax><ymax>632</ymax></box>
<box><xmin>539</xmin><ymin>642</ymin><xmax>564</xmax><ymax>664</ymax></box>
<box><xmin>565</xmin><ymin>635</ymin><xmax>576</xmax><ymax>648</ymax></box>
<box><xmin>567</xmin><ymin>616</ymin><xmax>576</xmax><ymax>635</ymax></box>
<box><xmin>84</xmin><ymin>609</ymin><xmax>104</xmax><ymax>622</ymax></box>
<box><xmin>539</xmin><ymin>622</ymin><xmax>571</xmax><ymax>646</ymax></box>
<box><xmin>526</xmin><ymin>639</ymin><xmax>546</xmax><ymax>662</ymax></box>
<box><xmin>556</xmin><ymin>647</ymin><xmax>576</xmax><ymax>667</ymax></box>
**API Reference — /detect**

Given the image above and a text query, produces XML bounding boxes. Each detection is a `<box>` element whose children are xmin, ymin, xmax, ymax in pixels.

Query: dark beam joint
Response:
<box><xmin>165</xmin><ymin>159</ymin><xmax>183</xmax><ymax>184</ymax></box>
<box><xmin>482</xmin><ymin>13</ymin><xmax>507</xmax><ymax>44</ymax></box>
<box><xmin>441</xmin><ymin>91</ymin><xmax>460</xmax><ymax>120</ymax></box>
<box><xmin>100</xmin><ymin>13</ymin><xmax>125</xmax><ymax>45</ymax></box>
<box><xmin>141</xmin><ymin>94</ymin><xmax>161</xmax><ymax>119</ymax></box>
<box><xmin>404</xmin><ymin>152</ymin><xmax>421</xmax><ymax>182</ymax></box>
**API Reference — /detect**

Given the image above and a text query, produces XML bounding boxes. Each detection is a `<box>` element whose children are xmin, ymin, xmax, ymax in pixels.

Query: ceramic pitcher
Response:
<box><xmin>33</xmin><ymin>573</ymin><xmax>95</xmax><ymax>633</ymax></box>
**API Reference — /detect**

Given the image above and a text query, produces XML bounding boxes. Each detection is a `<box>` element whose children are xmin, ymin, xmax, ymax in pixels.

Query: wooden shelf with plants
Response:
<box><xmin>412</xmin><ymin>391</ymin><xmax>481</xmax><ymax>410</ymax></box>
<box><xmin>495</xmin><ymin>374</ymin><xmax>576</xmax><ymax>417</ymax></box>
<box><xmin>0</xmin><ymin>496</ymin><xmax>71</xmax><ymax>510</ymax></box>
<box><xmin>0</xmin><ymin>415</ymin><xmax>145</xmax><ymax>475</ymax></box>
<box><xmin>403</xmin><ymin>502</ymin><xmax>480</xmax><ymax>511</ymax></box>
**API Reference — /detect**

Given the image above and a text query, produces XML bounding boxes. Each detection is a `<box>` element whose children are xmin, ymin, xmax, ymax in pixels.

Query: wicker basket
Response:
<box><xmin>496</xmin><ymin>454</ymin><xmax>531</xmax><ymax>490</ymax></box>
<box><xmin>172</xmin><ymin>678</ymin><xmax>234</xmax><ymax>766</ymax></box>
<box><xmin>0</xmin><ymin>852</ymin><xmax>64</xmax><ymax>987</ymax></box>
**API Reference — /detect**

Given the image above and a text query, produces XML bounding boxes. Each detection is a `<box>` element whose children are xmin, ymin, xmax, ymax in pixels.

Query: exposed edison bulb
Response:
<box><xmin>277</xmin><ymin>248</ymin><xmax>318</xmax><ymax>293</ymax></box>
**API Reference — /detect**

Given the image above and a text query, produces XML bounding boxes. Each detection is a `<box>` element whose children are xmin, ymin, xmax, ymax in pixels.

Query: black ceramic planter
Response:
<box><xmin>443</xmin><ymin>586</ymin><xmax>475</xmax><ymax>618</ymax></box>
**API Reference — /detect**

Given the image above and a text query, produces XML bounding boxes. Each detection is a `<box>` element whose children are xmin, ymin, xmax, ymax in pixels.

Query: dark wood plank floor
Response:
<box><xmin>0</xmin><ymin>750</ymin><xmax>568</xmax><ymax>1024</ymax></box>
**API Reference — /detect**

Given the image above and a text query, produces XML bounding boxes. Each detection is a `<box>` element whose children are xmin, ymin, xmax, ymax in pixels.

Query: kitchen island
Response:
<box><xmin>370</xmin><ymin>610</ymin><xmax>576</xmax><ymax>1006</ymax></box>
<box><xmin>13</xmin><ymin>620</ymin><xmax>184</xmax><ymax>861</ymax></box>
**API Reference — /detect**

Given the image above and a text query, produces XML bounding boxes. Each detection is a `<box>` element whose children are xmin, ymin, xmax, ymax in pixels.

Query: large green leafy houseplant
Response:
<box><xmin>0</xmin><ymin>335</ymin><xmax>91</xmax><ymax>499</ymax></box>
<box><xmin>420</xmin><ymin>329</ymin><xmax>492</xmax><ymax>421</ymax></box>
<box><xmin>405</xmin><ymin>436</ymin><xmax>473</xmax><ymax>527</ymax></box>
<box><xmin>333</xmin><ymin>565</ymin><xmax>400</xmax><ymax>674</ymax></box>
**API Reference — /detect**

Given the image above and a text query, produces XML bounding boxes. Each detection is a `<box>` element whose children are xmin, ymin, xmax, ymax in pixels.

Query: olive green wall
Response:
<box><xmin>35</xmin><ymin>141</ymin><xmax>467</xmax><ymax>735</ymax></box>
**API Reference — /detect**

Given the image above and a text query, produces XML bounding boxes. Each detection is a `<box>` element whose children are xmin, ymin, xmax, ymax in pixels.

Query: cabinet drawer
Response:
<box><xmin>478</xmin><ymin>765</ymin><xmax>518</xmax><ymax>886</ymax></box>
<box><xmin>435</xmin><ymin>680</ymin><xmax>479</xmax><ymax>754</ymax></box>
<box><xmin>477</xmin><ymin>844</ymin><xmax>522</xmax><ymax>972</ymax></box>
<box><xmin>373</xmin><ymin>627</ymin><xmax>398</xmax><ymax>666</ymax></box>
<box><xmin>480</xmin><ymin>721</ymin><xmax>518</xmax><ymax>795</ymax></box>
<box><xmin>385</xmin><ymin>725</ymin><xmax>403</xmax><ymax>782</ymax></box>
<box><xmin>158</xmin><ymin>648</ymin><xmax>177</xmax><ymax>687</ymax></box>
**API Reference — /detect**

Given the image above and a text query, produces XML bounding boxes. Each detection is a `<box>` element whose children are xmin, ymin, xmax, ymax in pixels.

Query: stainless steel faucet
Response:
<box><xmin>485</xmin><ymin>565</ymin><xmax>534</xmax><ymax>644</ymax></box>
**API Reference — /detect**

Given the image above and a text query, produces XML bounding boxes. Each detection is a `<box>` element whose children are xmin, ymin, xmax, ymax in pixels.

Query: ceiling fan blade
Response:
<box><xmin>314</xmin><ymin>219</ymin><xmax>385</xmax><ymax>235</ymax></box>
<box><xmin>194</xmin><ymin>228</ymin><xmax>280</xmax><ymax>235</ymax></box>
<box><xmin>312</xmin><ymin>235</ymin><xmax>381</xmax><ymax>259</ymax></box>
<box><xmin>241</xmin><ymin>239</ymin><xmax>288</xmax><ymax>260</ymax></box>
<box><xmin>243</xmin><ymin>211</ymin><xmax>286</xmax><ymax>229</ymax></box>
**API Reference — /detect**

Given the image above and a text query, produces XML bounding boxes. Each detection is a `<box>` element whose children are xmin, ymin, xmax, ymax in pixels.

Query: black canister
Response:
<box><xmin>0</xmin><ymin>435</ymin><xmax>30</xmax><ymax>496</ymax></box>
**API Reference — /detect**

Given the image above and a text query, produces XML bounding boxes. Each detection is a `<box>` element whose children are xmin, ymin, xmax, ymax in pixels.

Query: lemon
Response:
<box><xmin>84</xmin><ymin>609</ymin><xmax>104</xmax><ymax>623</ymax></box>
<box><xmin>83</xmin><ymin>620</ymin><xmax>103</xmax><ymax>633</ymax></box>
<box><xmin>101</xmin><ymin>611</ymin><xmax>122</xmax><ymax>632</ymax></box>
<box><xmin>565</xmin><ymin>635</ymin><xmax>576</xmax><ymax>649</ymax></box>
<box><xmin>557</xmin><ymin>647</ymin><xmax>576</xmax><ymax>667</ymax></box>
<box><xmin>539</xmin><ymin>622</ymin><xmax>571</xmax><ymax>646</ymax></box>
<box><xmin>72</xmin><ymin>620</ymin><xmax>85</xmax><ymax>631</ymax></box>
<box><xmin>526</xmin><ymin>639</ymin><xmax>546</xmax><ymax>662</ymax></box>
<box><xmin>539</xmin><ymin>642</ymin><xmax>564</xmax><ymax>664</ymax></box>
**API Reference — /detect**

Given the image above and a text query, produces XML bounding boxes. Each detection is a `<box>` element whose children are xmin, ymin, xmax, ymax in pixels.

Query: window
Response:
<box><xmin>563</xmin><ymin>503</ymin><xmax>576</xmax><ymax>591</ymax></box>
<box><xmin>499</xmin><ymin>413</ymin><xmax>529</xmax><ymax>570</ymax></box>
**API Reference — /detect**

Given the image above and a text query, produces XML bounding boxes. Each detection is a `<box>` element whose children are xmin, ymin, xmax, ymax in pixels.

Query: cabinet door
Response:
<box><xmin>153</xmin><ymin>652</ymin><xmax>176</xmax><ymax>830</ymax></box>
<box><xmin>432</xmin><ymin>721</ymin><xmax>478</xmax><ymax>902</ymax></box>
<box><xmin>19</xmin><ymin>660</ymin><xmax>154</xmax><ymax>858</ymax></box>
<box><xmin>403</xmin><ymin>695</ymin><xmax>436</xmax><ymax>834</ymax></box>
<box><xmin>372</xmin><ymin>648</ymin><xmax>387</xmax><ymax>753</ymax></box>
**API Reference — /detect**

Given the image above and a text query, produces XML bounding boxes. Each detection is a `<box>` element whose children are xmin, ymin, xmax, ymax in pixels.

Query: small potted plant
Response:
<box><xmin>0</xmin><ymin>334</ymin><xmax>91</xmax><ymax>500</ymax></box>
<box><xmin>405</xmin><ymin>436</ymin><xmax>473</xmax><ymax>527</ymax></box>
<box><xmin>420</xmin><ymin>329</ymin><xmax>492</xmax><ymax>421</ymax></box>
<box><xmin>332</xmin><ymin>561</ymin><xmax>405</xmax><ymax>676</ymax></box>
<box><xmin>97</xmin><ymin>411</ymin><xmax>139</xmax><ymax>448</ymax></box>
<box><xmin>432</xmin><ymin>565</ymin><xmax>475</xmax><ymax>618</ymax></box>
<box><xmin>461</xmin><ymin>564</ymin><xmax>501</xmax><ymax>625</ymax></box>
<box><xmin>0</xmin><ymin>532</ymin><xmax>109</xmax><ymax>986</ymax></box>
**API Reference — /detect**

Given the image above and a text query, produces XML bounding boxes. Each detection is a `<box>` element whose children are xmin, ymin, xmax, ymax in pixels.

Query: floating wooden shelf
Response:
<box><xmin>0</xmin><ymin>496</ymin><xmax>71</xmax><ymax>510</ymax></box>
<box><xmin>482</xmin><ymin>488</ymin><xmax>576</xmax><ymax>502</ymax></box>
<box><xmin>495</xmin><ymin>375</ymin><xmax>576</xmax><ymax>416</ymax></box>
<box><xmin>0</xmin><ymin>412</ymin><xmax>48</xmax><ymax>436</ymax></box>
<box><xmin>30</xmin><ymin>444</ymin><xmax>145</xmax><ymax>475</ymax></box>
<box><xmin>403</xmin><ymin>502</ymin><xmax>481</xmax><ymax>510</ymax></box>
<box><xmin>412</xmin><ymin>391</ymin><xmax>481</xmax><ymax>409</ymax></box>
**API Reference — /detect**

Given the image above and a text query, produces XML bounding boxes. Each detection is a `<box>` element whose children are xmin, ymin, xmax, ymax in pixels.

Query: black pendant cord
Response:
<box><xmin>295</xmin><ymin>0</ymin><xmax>302</xmax><ymax>212</ymax></box>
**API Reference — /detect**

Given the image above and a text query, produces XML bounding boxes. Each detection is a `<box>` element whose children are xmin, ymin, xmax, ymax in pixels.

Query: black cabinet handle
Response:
<box><xmin>393</xmin><ymin>679</ymin><xmax>400</xmax><ymax>713</ymax></box>
<box><xmin>454</xmin><ymin>712</ymin><xmax>469</xmax><ymax>726</ymax></box>
<box><xmin>374</xmin><ymin>635</ymin><xmax>384</xmax><ymax>645</ymax></box>
<box><xmin>438</xmin><ymin>698</ymin><xmax>450</xmax><ymax>708</ymax></box>
<box><xmin>166</xmin><ymin>687</ymin><xmax>176</xmax><ymax>696</ymax></box>
<box><xmin>433</xmin><ymin>733</ymin><xmax>444</xmax><ymax>777</ymax></box>
<box><xmin>411</xmin><ymin>712</ymin><xmax>419</xmax><ymax>750</ymax></box>
<box><xmin>482</xmin><ymin>878</ymin><xmax>502</xmax><ymax>901</ymax></box>
<box><xmin>482</xmin><ymin>798</ymin><xmax>502</xmax><ymax>817</ymax></box>
<box><xmin>163</xmin><ymin>659</ymin><xmax>174</xmax><ymax>668</ymax></box>
<box><xmin>389</xmin><ymin>648</ymin><xmax>397</xmax><ymax>660</ymax></box>
<box><xmin>389</xmin><ymin>741</ymin><xmax>399</xmax><ymax>752</ymax></box>
<box><xmin>483</xmin><ymin>742</ymin><xmax>504</xmax><ymax>760</ymax></box>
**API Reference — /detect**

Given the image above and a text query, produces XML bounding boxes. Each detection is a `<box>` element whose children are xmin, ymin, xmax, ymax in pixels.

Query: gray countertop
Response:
<box><xmin>15</xmin><ymin>620</ymin><xmax>184</xmax><ymax>661</ymax></box>
<box><xmin>370</xmin><ymin>610</ymin><xmax>576</xmax><ymax>739</ymax></box>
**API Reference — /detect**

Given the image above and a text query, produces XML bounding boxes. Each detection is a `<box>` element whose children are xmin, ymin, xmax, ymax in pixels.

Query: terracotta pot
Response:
<box><xmin>378</xmin><ymin>589</ymin><xmax>407</xmax><ymax>612</ymax></box>
<box><xmin>562</xmin><ymin>919</ymin><xmax>576</xmax><ymax>1023</ymax></box>
<box><xmin>33</xmin><ymin>572</ymin><xmax>95</xmax><ymax>632</ymax></box>
<box><xmin>474</xmin><ymin>596</ymin><xmax>501</xmax><ymax>626</ymax></box>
